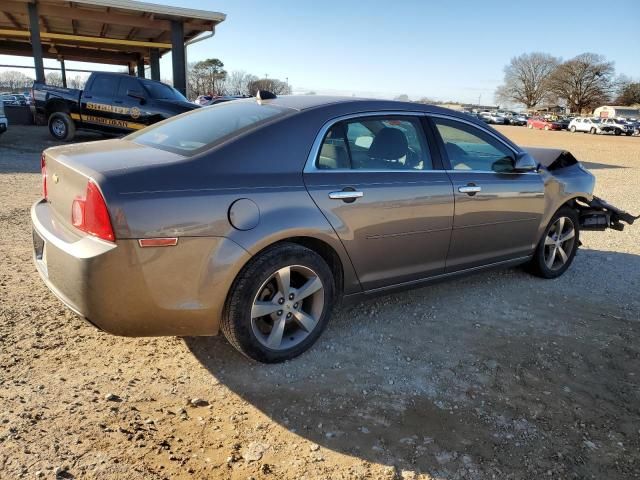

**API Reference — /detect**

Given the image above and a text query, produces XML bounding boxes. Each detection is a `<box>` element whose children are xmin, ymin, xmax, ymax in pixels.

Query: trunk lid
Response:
<box><xmin>43</xmin><ymin>139</ymin><xmax>185</xmax><ymax>232</ymax></box>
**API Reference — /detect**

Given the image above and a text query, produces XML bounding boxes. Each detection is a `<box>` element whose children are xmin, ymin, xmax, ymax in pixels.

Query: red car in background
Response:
<box><xmin>527</xmin><ymin>117</ymin><xmax>561</xmax><ymax>131</ymax></box>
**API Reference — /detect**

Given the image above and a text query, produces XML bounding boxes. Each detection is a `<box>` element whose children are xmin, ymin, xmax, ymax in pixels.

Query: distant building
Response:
<box><xmin>593</xmin><ymin>105</ymin><xmax>640</xmax><ymax>120</ymax></box>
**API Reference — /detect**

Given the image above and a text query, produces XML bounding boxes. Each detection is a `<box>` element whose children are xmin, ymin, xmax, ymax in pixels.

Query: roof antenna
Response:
<box><xmin>256</xmin><ymin>90</ymin><xmax>277</xmax><ymax>101</ymax></box>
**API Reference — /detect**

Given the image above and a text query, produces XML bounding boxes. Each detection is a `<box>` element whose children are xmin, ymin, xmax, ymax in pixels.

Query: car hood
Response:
<box><xmin>524</xmin><ymin>147</ymin><xmax>580</xmax><ymax>169</ymax></box>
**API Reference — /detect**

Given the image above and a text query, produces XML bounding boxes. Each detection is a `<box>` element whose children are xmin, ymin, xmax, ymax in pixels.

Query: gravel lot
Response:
<box><xmin>1</xmin><ymin>125</ymin><xmax>639</xmax><ymax>479</ymax></box>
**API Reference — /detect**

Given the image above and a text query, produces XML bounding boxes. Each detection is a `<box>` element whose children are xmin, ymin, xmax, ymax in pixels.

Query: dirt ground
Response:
<box><xmin>1</xmin><ymin>125</ymin><xmax>639</xmax><ymax>480</ymax></box>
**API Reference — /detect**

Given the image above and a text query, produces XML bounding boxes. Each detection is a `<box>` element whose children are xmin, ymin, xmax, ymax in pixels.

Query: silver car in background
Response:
<box><xmin>31</xmin><ymin>95</ymin><xmax>637</xmax><ymax>362</ymax></box>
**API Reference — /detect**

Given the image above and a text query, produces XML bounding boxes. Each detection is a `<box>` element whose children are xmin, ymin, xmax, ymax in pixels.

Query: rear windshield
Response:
<box><xmin>128</xmin><ymin>101</ymin><xmax>289</xmax><ymax>156</ymax></box>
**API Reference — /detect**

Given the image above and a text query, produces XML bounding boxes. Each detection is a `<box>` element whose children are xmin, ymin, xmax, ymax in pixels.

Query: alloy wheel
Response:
<box><xmin>251</xmin><ymin>265</ymin><xmax>325</xmax><ymax>351</ymax></box>
<box><xmin>51</xmin><ymin>118</ymin><xmax>66</xmax><ymax>138</ymax></box>
<box><xmin>543</xmin><ymin>216</ymin><xmax>576</xmax><ymax>270</ymax></box>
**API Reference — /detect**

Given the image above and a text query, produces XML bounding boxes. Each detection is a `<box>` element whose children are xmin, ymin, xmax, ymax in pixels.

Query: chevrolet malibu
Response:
<box><xmin>31</xmin><ymin>95</ymin><xmax>636</xmax><ymax>362</ymax></box>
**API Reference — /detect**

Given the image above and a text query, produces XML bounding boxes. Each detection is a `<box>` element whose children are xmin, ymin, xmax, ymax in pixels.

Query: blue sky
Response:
<box><xmin>2</xmin><ymin>0</ymin><xmax>639</xmax><ymax>102</ymax></box>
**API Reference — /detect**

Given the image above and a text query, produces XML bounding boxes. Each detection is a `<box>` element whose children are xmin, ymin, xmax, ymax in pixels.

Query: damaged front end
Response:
<box><xmin>576</xmin><ymin>196</ymin><xmax>639</xmax><ymax>231</ymax></box>
<box><xmin>525</xmin><ymin>146</ymin><xmax>639</xmax><ymax>234</ymax></box>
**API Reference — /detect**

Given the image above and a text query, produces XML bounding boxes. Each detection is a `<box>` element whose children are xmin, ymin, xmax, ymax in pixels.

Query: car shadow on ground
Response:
<box><xmin>580</xmin><ymin>161</ymin><xmax>627</xmax><ymax>170</ymax></box>
<box><xmin>184</xmin><ymin>248</ymin><xmax>640</xmax><ymax>477</ymax></box>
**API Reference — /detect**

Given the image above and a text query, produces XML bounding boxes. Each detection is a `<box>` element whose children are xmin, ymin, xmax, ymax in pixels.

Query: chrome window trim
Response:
<box><xmin>445</xmin><ymin>170</ymin><xmax>539</xmax><ymax>176</ymax></box>
<box><xmin>303</xmin><ymin>111</ymin><xmax>442</xmax><ymax>173</ymax></box>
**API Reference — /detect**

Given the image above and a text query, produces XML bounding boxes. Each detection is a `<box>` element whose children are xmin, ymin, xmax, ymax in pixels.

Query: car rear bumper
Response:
<box><xmin>31</xmin><ymin>200</ymin><xmax>251</xmax><ymax>337</ymax></box>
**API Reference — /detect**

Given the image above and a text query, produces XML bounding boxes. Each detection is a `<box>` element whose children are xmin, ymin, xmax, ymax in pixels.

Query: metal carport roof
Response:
<box><xmin>0</xmin><ymin>0</ymin><xmax>226</xmax><ymax>93</ymax></box>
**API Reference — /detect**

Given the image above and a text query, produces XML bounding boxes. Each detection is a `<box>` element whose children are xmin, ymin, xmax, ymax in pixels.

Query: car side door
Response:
<box><xmin>81</xmin><ymin>74</ymin><xmax>126</xmax><ymax>134</ymax></box>
<box><xmin>428</xmin><ymin>115</ymin><xmax>545</xmax><ymax>272</ymax></box>
<box><xmin>303</xmin><ymin>113</ymin><xmax>454</xmax><ymax>291</ymax></box>
<box><xmin>114</xmin><ymin>76</ymin><xmax>151</xmax><ymax>132</ymax></box>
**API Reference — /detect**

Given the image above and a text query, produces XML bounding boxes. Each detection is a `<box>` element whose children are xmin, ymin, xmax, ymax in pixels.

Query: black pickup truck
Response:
<box><xmin>33</xmin><ymin>72</ymin><xmax>198</xmax><ymax>141</ymax></box>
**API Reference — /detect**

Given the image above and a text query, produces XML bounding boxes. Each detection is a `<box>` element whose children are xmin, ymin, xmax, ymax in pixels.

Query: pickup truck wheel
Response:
<box><xmin>48</xmin><ymin>112</ymin><xmax>75</xmax><ymax>141</ymax></box>
<box><xmin>528</xmin><ymin>207</ymin><xmax>579</xmax><ymax>279</ymax></box>
<box><xmin>222</xmin><ymin>243</ymin><xmax>335</xmax><ymax>363</ymax></box>
<box><xmin>614</xmin><ymin>129</ymin><xmax>622</xmax><ymax>136</ymax></box>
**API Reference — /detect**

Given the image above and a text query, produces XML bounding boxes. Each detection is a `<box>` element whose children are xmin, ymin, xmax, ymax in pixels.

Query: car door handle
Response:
<box><xmin>329</xmin><ymin>190</ymin><xmax>364</xmax><ymax>201</ymax></box>
<box><xmin>458</xmin><ymin>185</ymin><xmax>482</xmax><ymax>195</ymax></box>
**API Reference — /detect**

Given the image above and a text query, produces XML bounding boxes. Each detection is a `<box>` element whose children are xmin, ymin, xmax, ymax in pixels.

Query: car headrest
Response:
<box><xmin>318</xmin><ymin>143</ymin><xmax>350</xmax><ymax>169</ymax></box>
<box><xmin>368</xmin><ymin>127</ymin><xmax>408</xmax><ymax>160</ymax></box>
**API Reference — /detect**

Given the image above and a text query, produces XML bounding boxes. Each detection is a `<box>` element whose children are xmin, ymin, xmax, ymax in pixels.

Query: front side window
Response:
<box><xmin>117</xmin><ymin>76</ymin><xmax>141</xmax><ymax>98</ymax></box>
<box><xmin>142</xmin><ymin>80</ymin><xmax>187</xmax><ymax>102</ymax></box>
<box><xmin>316</xmin><ymin>116</ymin><xmax>433</xmax><ymax>171</ymax></box>
<box><xmin>433</xmin><ymin>117</ymin><xmax>515</xmax><ymax>173</ymax></box>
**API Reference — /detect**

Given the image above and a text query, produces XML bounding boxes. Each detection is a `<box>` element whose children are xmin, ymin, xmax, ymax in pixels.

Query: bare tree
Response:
<box><xmin>548</xmin><ymin>53</ymin><xmax>615</xmax><ymax>113</ymax></box>
<box><xmin>246</xmin><ymin>78</ymin><xmax>291</xmax><ymax>96</ymax></box>
<box><xmin>614</xmin><ymin>76</ymin><xmax>640</xmax><ymax>105</ymax></box>
<box><xmin>66</xmin><ymin>74</ymin><xmax>87</xmax><ymax>90</ymax></box>
<box><xmin>45</xmin><ymin>72</ymin><xmax>64</xmax><ymax>87</ymax></box>
<box><xmin>0</xmin><ymin>71</ymin><xmax>33</xmax><ymax>91</ymax></box>
<box><xmin>495</xmin><ymin>53</ymin><xmax>560</xmax><ymax>108</ymax></box>
<box><xmin>394</xmin><ymin>94</ymin><xmax>410</xmax><ymax>102</ymax></box>
<box><xmin>223</xmin><ymin>71</ymin><xmax>258</xmax><ymax>96</ymax></box>
<box><xmin>187</xmin><ymin>58</ymin><xmax>227</xmax><ymax>97</ymax></box>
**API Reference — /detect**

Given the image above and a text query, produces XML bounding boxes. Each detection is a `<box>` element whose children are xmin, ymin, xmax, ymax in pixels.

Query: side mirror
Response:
<box><xmin>127</xmin><ymin>89</ymin><xmax>146</xmax><ymax>104</ymax></box>
<box><xmin>513</xmin><ymin>152</ymin><xmax>538</xmax><ymax>172</ymax></box>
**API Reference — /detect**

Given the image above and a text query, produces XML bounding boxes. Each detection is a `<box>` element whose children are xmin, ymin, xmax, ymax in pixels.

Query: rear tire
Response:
<box><xmin>48</xmin><ymin>112</ymin><xmax>76</xmax><ymax>141</ymax></box>
<box><xmin>222</xmin><ymin>243</ymin><xmax>336</xmax><ymax>363</ymax></box>
<box><xmin>528</xmin><ymin>123</ymin><xmax>533</xmax><ymax>129</ymax></box>
<box><xmin>544</xmin><ymin>125</ymin><xmax>550</xmax><ymax>131</ymax></box>
<box><xmin>614</xmin><ymin>129</ymin><xmax>622</xmax><ymax>136</ymax></box>
<box><xmin>527</xmin><ymin>207</ymin><xmax>580</xmax><ymax>279</ymax></box>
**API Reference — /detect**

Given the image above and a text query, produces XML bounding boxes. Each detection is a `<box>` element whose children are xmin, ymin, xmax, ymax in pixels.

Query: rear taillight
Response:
<box><xmin>41</xmin><ymin>153</ymin><xmax>47</xmax><ymax>200</ymax></box>
<box><xmin>71</xmin><ymin>180</ymin><xmax>115</xmax><ymax>242</ymax></box>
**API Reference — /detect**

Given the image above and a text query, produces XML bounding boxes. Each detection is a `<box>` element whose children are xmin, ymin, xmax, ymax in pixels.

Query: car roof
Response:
<box><xmin>237</xmin><ymin>94</ymin><xmax>474</xmax><ymax>119</ymax></box>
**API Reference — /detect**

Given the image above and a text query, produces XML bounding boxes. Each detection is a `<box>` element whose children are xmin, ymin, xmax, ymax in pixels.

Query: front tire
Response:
<box><xmin>570</xmin><ymin>126</ymin><xmax>576</xmax><ymax>133</ymax></box>
<box><xmin>222</xmin><ymin>243</ymin><xmax>336</xmax><ymax>363</ymax></box>
<box><xmin>528</xmin><ymin>207</ymin><xmax>580</xmax><ymax>279</ymax></box>
<box><xmin>48</xmin><ymin>112</ymin><xmax>76</xmax><ymax>141</ymax></box>
<box><xmin>590</xmin><ymin>127</ymin><xmax>597</xmax><ymax>135</ymax></box>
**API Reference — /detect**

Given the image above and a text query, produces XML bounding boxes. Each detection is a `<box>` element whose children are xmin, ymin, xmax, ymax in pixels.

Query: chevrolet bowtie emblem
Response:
<box><xmin>52</xmin><ymin>174</ymin><xmax>59</xmax><ymax>184</ymax></box>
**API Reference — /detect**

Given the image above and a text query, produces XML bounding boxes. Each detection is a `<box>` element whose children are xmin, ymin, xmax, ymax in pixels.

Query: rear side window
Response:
<box><xmin>317</xmin><ymin>116</ymin><xmax>433</xmax><ymax>171</ymax></box>
<box><xmin>89</xmin><ymin>75</ymin><xmax>118</xmax><ymax>97</ymax></box>
<box><xmin>128</xmin><ymin>101</ymin><xmax>288</xmax><ymax>155</ymax></box>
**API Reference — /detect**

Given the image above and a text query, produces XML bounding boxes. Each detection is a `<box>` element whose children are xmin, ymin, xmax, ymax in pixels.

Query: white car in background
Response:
<box><xmin>569</xmin><ymin>117</ymin><xmax>603</xmax><ymax>134</ymax></box>
<box><xmin>0</xmin><ymin>100</ymin><xmax>8</xmax><ymax>137</ymax></box>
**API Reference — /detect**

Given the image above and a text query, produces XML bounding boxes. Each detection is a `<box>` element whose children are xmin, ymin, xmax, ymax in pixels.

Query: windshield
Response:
<box><xmin>128</xmin><ymin>100</ymin><xmax>290</xmax><ymax>156</ymax></box>
<box><xmin>142</xmin><ymin>81</ymin><xmax>188</xmax><ymax>102</ymax></box>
